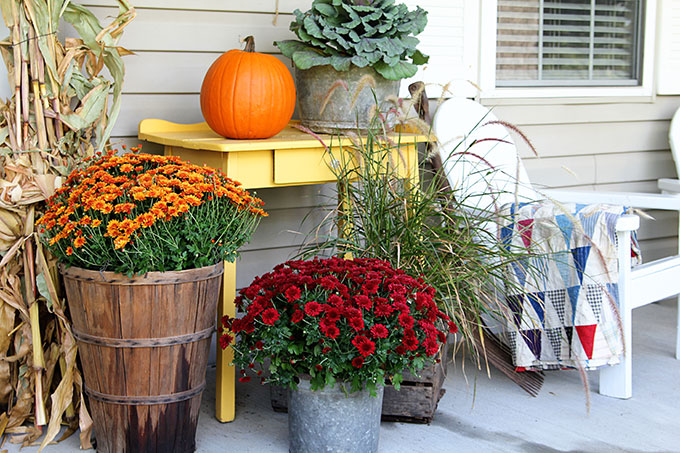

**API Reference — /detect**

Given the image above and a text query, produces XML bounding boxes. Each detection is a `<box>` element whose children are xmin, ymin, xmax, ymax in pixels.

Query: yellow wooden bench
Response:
<box><xmin>139</xmin><ymin>119</ymin><xmax>424</xmax><ymax>422</ymax></box>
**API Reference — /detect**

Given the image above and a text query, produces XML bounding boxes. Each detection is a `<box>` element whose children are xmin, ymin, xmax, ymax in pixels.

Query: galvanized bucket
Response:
<box><xmin>294</xmin><ymin>65</ymin><xmax>400</xmax><ymax>134</ymax></box>
<box><xmin>288</xmin><ymin>378</ymin><xmax>384</xmax><ymax>453</ymax></box>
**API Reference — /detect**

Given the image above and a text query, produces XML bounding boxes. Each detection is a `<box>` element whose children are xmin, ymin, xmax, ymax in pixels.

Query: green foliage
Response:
<box><xmin>38</xmin><ymin>150</ymin><xmax>266</xmax><ymax>275</ymax></box>
<box><xmin>299</xmin><ymin>117</ymin><xmax>541</xmax><ymax>359</ymax></box>
<box><xmin>276</xmin><ymin>0</ymin><xmax>428</xmax><ymax>80</ymax></box>
<box><xmin>224</xmin><ymin>257</ymin><xmax>450</xmax><ymax>391</ymax></box>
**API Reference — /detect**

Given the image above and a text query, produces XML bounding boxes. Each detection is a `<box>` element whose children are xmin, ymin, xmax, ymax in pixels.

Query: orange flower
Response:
<box><xmin>91</xmin><ymin>199</ymin><xmax>107</xmax><ymax>211</ymax></box>
<box><xmin>167</xmin><ymin>206</ymin><xmax>179</xmax><ymax>217</ymax></box>
<box><xmin>66</xmin><ymin>247</ymin><xmax>73</xmax><ymax>256</ymax></box>
<box><xmin>114</xmin><ymin>235</ymin><xmax>130</xmax><ymax>249</ymax></box>
<box><xmin>114</xmin><ymin>202</ymin><xmax>136</xmax><ymax>214</ymax></box>
<box><xmin>39</xmin><ymin>149</ymin><xmax>267</xmax><ymax>271</ymax></box>
<box><xmin>100</xmin><ymin>203</ymin><xmax>114</xmax><ymax>214</ymax></box>
<box><xmin>184</xmin><ymin>195</ymin><xmax>201</xmax><ymax>206</ymax></box>
<box><xmin>137</xmin><ymin>212</ymin><xmax>155</xmax><ymax>228</ymax></box>
<box><xmin>107</xmin><ymin>220</ymin><xmax>122</xmax><ymax>238</ymax></box>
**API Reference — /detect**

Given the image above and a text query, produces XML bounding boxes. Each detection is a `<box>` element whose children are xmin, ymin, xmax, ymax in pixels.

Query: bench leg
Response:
<box><xmin>216</xmin><ymin>261</ymin><xmax>237</xmax><ymax>422</ymax></box>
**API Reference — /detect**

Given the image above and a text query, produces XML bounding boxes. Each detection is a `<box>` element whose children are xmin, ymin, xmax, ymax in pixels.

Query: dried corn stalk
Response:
<box><xmin>0</xmin><ymin>0</ymin><xmax>134</xmax><ymax>449</ymax></box>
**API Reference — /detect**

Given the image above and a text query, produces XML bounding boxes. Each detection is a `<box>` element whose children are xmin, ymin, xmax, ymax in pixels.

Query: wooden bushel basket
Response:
<box><xmin>61</xmin><ymin>262</ymin><xmax>223</xmax><ymax>453</ymax></box>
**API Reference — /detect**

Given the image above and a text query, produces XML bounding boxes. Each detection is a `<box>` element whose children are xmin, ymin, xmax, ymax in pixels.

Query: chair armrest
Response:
<box><xmin>658</xmin><ymin>178</ymin><xmax>680</xmax><ymax>194</ymax></box>
<box><xmin>541</xmin><ymin>189</ymin><xmax>680</xmax><ymax>211</ymax></box>
<box><xmin>615</xmin><ymin>214</ymin><xmax>640</xmax><ymax>232</ymax></box>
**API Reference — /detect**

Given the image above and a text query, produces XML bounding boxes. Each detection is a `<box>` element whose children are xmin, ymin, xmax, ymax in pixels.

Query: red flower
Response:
<box><xmin>320</xmin><ymin>277</ymin><xmax>336</xmax><ymax>290</ymax></box>
<box><xmin>415</xmin><ymin>292</ymin><xmax>432</xmax><ymax>310</ymax></box>
<box><xmin>291</xmin><ymin>310</ymin><xmax>304</xmax><ymax>323</ymax></box>
<box><xmin>261</xmin><ymin>308</ymin><xmax>280</xmax><ymax>325</ymax></box>
<box><xmin>402</xmin><ymin>334</ymin><xmax>419</xmax><ymax>351</ymax></box>
<box><xmin>315</xmin><ymin>364</ymin><xmax>323</xmax><ymax>371</ymax></box>
<box><xmin>305</xmin><ymin>301</ymin><xmax>323</xmax><ymax>316</ymax></box>
<box><xmin>352</xmin><ymin>335</ymin><xmax>376</xmax><ymax>357</ymax></box>
<box><xmin>391</xmin><ymin>293</ymin><xmax>406</xmax><ymax>304</ymax></box>
<box><xmin>325</xmin><ymin>307</ymin><xmax>341</xmax><ymax>323</ymax></box>
<box><xmin>351</xmin><ymin>357</ymin><xmax>364</xmax><ymax>368</ymax></box>
<box><xmin>398</xmin><ymin>313</ymin><xmax>415</xmax><ymax>328</ymax></box>
<box><xmin>374</xmin><ymin>302</ymin><xmax>393</xmax><ymax>317</ymax></box>
<box><xmin>418</xmin><ymin>319</ymin><xmax>436</xmax><ymax>334</ymax></box>
<box><xmin>219</xmin><ymin>333</ymin><xmax>233</xmax><ymax>349</ymax></box>
<box><xmin>255</xmin><ymin>341</ymin><xmax>264</xmax><ymax>350</ymax></box>
<box><xmin>354</xmin><ymin>294</ymin><xmax>372</xmax><ymax>309</ymax></box>
<box><xmin>362</xmin><ymin>279</ymin><xmax>380</xmax><ymax>295</ymax></box>
<box><xmin>243</xmin><ymin>284</ymin><xmax>261</xmax><ymax>299</ymax></box>
<box><xmin>424</xmin><ymin>337</ymin><xmax>440</xmax><ymax>356</ymax></box>
<box><xmin>239</xmin><ymin>376</ymin><xmax>251</xmax><ymax>383</ymax></box>
<box><xmin>395</xmin><ymin>345</ymin><xmax>406</xmax><ymax>355</ymax></box>
<box><xmin>448</xmin><ymin>321</ymin><xmax>458</xmax><ymax>334</ymax></box>
<box><xmin>348</xmin><ymin>316</ymin><xmax>364</xmax><ymax>332</ymax></box>
<box><xmin>370</xmin><ymin>324</ymin><xmax>389</xmax><ymax>339</ymax></box>
<box><xmin>394</xmin><ymin>302</ymin><xmax>410</xmax><ymax>314</ymax></box>
<box><xmin>322</xmin><ymin>347</ymin><xmax>331</xmax><ymax>354</ymax></box>
<box><xmin>322</xmin><ymin>324</ymin><xmax>340</xmax><ymax>339</ymax></box>
<box><xmin>327</xmin><ymin>294</ymin><xmax>343</xmax><ymax>306</ymax></box>
<box><xmin>343</xmin><ymin>306</ymin><xmax>362</xmax><ymax>320</ymax></box>
<box><xmin>388</xmin><ymin>283</ymin><xmax>407</xmax><ymax>295</ymax></box>
<box><xmin>285</xmin><ymin>285</ymin><xmax>301</xmax><ymax>302</ymax></box>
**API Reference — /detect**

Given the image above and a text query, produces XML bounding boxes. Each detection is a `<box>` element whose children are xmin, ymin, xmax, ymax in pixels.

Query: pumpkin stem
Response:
<box><xmin>244</xmin><ymin>36</ymin><xmax>256</xmax><ymax>53</ymax></box>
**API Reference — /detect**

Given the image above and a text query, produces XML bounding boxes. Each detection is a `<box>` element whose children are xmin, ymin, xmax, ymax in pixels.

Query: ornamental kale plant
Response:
<box><xmin>275</xmin><ymin>0</ymin><xmax>429</xmax><ymax>80</ymax></box>
<box><xmin>37</xmin><ymin>148</ymin><xmax>267</xmax><ymax>275</ymax></box>
<box><xmin>220</xmin><ymin>257</ymin><xmax>455</xmax><ymax>394</ymax></box>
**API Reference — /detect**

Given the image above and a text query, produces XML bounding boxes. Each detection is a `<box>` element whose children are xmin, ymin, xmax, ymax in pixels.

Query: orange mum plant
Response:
<box><xmin>37</xmin><ymin>147</ymin><xmax>267</xmax><ymax>275</ymax></box>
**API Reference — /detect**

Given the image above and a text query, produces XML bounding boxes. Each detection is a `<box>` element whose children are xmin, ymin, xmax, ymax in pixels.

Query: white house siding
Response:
<box><xmin>483</xmin><ymin>96</ymin><xmax>680</xmax><ymax>262</ymax></box>
<box><xmin>1</xmin><ymin>1</ymin><xmax>677</xmax><ymax>280</ymax></box>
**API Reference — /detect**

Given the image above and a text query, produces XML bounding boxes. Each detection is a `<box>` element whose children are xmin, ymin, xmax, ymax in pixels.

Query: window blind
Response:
<box><xmin>496</xmin><ymin>0</ymin><xmax>643</xmax><ymax>86</ymax></box>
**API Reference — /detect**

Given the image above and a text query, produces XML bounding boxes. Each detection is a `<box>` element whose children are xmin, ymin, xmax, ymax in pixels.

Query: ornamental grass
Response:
<box><xmin>298</xmin><ymin>103</ymin><xmax>542</xmax><ymax>369</ymax></box>
<box><xmin>221</xmin><ymin>257</ymin><xmax>454</xmax><ymax>395</ymax></box>
<box><xmin>38</xmin><ymin>148</ymin><xmax>267</xmax><ymax>275</ymax></box>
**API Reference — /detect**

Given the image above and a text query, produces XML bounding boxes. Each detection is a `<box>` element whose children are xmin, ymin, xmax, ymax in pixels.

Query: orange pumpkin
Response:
<box><xmin>200</xmin><ymin>36</ymin><xmax>296</xmax><ymax>139</ymax></box>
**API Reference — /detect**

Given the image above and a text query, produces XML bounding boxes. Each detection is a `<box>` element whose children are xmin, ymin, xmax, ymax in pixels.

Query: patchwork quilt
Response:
<box><xmin>498</xmin><ymin>202</ymin><xmax>639</xmax><ymax>371</ymax></box>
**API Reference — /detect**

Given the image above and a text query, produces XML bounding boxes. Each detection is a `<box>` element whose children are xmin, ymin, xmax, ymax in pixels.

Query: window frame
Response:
<box><xmin>479</xmin><ymin>0</ymin><xmax>657</xmax><ymax>99</ymax></box>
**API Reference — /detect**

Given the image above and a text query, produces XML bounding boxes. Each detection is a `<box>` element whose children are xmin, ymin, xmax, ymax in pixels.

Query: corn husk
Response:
<box><xmin>0</xmin><ymin>0</ymin><xmax>135</xmax><ymax>449</ymax></box>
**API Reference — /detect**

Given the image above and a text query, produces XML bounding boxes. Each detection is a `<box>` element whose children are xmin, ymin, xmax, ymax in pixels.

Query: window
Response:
<box><xmin>496</xmin><ymin>0</ymin><xmax>644</xmax><ymax>87</ymax></box>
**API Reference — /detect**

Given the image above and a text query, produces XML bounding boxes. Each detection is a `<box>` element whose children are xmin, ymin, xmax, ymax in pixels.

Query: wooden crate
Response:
<box><xmin>270</xmin><ymin>342</ymin><xmax>449</xmax><ymax>424</ymax></box>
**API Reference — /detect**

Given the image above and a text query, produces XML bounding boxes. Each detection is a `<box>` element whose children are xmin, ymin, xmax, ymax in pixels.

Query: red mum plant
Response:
<box><xmin>220</xmin><ymin>257</ymin><xmax>455</xmax><ymax>393</ymax></box>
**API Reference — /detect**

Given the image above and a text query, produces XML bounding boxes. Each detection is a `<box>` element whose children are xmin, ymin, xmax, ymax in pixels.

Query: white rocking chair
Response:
<box><xmin>432</xmin><ymin>98</ymin><xmax>680</xmax><ymax>399</ymax></box>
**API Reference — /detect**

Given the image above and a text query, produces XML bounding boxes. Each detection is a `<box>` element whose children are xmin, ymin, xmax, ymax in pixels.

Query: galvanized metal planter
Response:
<box><xmin>288</xmin><ymin>378</ymin><xmax>384</xmax><ymax>453</ymax></box>
<box><xmin>294</xmin><ymin>65</ymin><xmax>400</xmax><ymax>134</ymax></box>
<box><xmin>273</xmin><ymin>341</ymin><xmax>450</xmax><ymax>424</ymax></box>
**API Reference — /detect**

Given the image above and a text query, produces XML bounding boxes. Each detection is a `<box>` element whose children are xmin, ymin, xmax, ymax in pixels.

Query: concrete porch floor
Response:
<box><xmin>5</xmin><ymin>300</ymin><xmax>679</xmax><ymax>452</ymax></box>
